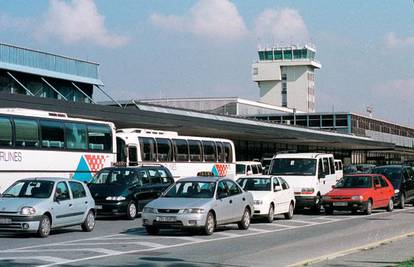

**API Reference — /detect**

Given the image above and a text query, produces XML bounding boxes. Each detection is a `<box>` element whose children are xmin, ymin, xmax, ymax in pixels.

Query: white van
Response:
<box><xmin>334</xmin><ymin>159</ymin><xmax>343</xmax><ymax>181</ymax></box>
<box><xmin>268</xmin><ymin>153</ymin><xmax>337</xmax><ymax>212</ymax></box>
<box><xmin>236</xmin><ymin>161</ymin><xmax>263</xmax><ymax>179</ymax></box>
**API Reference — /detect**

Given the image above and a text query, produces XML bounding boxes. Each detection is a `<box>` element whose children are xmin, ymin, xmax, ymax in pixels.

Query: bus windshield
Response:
<box><xmin>270</xmin><ymin>158</ymin><xmax>317</xmax><ymax>176</ymax></box>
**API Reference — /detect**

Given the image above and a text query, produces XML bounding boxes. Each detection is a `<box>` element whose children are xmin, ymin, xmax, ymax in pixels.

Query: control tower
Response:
<box><xmin>252</xmin><ymin>45</ymin><xmax>321</xmax><ymax>112</ymax></box>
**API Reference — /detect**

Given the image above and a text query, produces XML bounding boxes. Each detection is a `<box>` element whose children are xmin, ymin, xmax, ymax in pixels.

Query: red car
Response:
<box><xmin>322</xmin><ymin>174</ymin><xmax>395</xmax><ymax>215</ymax></box>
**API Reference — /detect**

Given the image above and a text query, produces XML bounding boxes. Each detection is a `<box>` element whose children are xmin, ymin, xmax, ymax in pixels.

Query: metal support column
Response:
<box><xmin>41</xmin><ymin>77</ymin><xmax>68</xmax><ymax>101</ymax></box>
<box><xmin>71</xmin><ymin>82</ymin><xmax>96</xmax><ymax>104</ymax></box>
<box><xmin>94</xmin><ymin>85</ymin><xmax>122</xmax><ymax>108</ymax></box>
<box><xmin>6</xmin><ymin>72</ymin><xmax>34</xmax><ymax>96</ymax></box>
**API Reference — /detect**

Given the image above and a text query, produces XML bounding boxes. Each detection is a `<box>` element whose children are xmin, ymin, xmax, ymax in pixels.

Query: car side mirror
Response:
<box><xmin>374</xmin><ymin>184</ymin><xmax>381</xmax><ymax>189</ymax></box>
<box><xmin>274</xmin><ymin>185</ymin><xmax>282</xmax><ymax>192</ymax></box>
<box><xmin>331</xmin><ymin>185</ymin><xmax>336</xmax><ymax>189</ymax></box>
<box><xmin>247</xmin><ymin>170</ymin><xmax>253</xmax><ymax>175</ymax></box>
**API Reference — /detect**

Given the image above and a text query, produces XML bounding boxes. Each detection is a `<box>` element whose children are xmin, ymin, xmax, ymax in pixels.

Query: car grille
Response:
<box><xmin>157</xmin><ymin>209</ymin><xmax>180</xmax><ymax>214</ymax></box>
<box><xmin>153</xmin><ymin>221</ymin><xmax>183</xmax><ymax>229</ymax></box>
<box><xmin>331</xmin><ymin>196</ymin><xmax>351</xmax><ymax>200</ymax></box>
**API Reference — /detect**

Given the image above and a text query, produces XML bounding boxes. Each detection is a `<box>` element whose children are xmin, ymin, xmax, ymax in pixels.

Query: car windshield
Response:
<box><xmin>237</xmin><ymin>178</ymin><xmax>271</xmax><ymax>191</ymax></box>
<box><xmin>269</xmin><ymin>158</ymin><xmax>317</xmax><ymax>176</ymax></box>
<box><xmin>336</xmin><ymin>176</ymin><xmax>372</xmax><ymax>188</ymax></box>
<box><xmin>236</xmin><ymin>164</ymin><xmax>246</xmax><ymax>174</ymax></box>
<box><xmin>371</xmin><ymin>167</ymin><xmax>401</xmax><ymax>187</ymax></box>
<box><xmin>91</xmin><ymin>169</ymin><xmax>144</xmax><ymax>185</ymax></box>
<box><xmin>2</xmin><ymin>180</ymin><xmax>54</xmax><ymax>198</ymax></box>
<box><xmin>163</xmin><ymin>181</ymin><xmax>216</xmax><ymax>198</ymax></box>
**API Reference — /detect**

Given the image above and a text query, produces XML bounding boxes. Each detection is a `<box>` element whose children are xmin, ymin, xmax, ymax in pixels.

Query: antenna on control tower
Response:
<box><xmin>366</xmin><ymin>105</ymin><xmax>373</xmax><ymax>118</ymax></box>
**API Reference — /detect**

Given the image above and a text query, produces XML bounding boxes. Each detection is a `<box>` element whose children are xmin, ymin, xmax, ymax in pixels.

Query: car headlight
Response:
<box><xmin>183</xmin><ymin>208</ymin><xmax>204</xmax><ymax>214</ymax></box>
<box><xmin>20</xmin><ymin>206</ymin><xmax>36</xmax><ymax>215</ymax></box>
<box><xmin>254</xmin><ymin>200</ymin><xmax>263</xmax><ymax>205</ymax></box>
<box><xmin>394</xmin><ymin>189</ymin><xmax>400</xmax><ymax>194</ymax></box>
<box><xmin>143</xmin><ymin>207</ymin><xmax>157</xmax><ymax>213</ymax></box>
<box><xmin>105</xmin><ymin>196</ymin><xmax>126</xmax><ymax>201</ymax></box>
<box><xmin>351</xmin><ymin>195</ymin><xmax>363</xmax><ymax>201</ymax></box>
<box><xmin>322</xmin><ymin>196</ymin><xmax>331</xmax><ymax>201</ymax></box>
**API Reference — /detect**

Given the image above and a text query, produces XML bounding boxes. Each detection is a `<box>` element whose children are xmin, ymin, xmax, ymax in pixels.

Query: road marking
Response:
<box><xmin>215</xmin><ymin>231</ymin><xmax>241</xmax><ymax>237</ymax></box>
<box><xmin>287</xmin><ymin>219</ymin><xmax>319</xmax><ymax>225</ymax></box>
<box><xmin>0</xmin><ymin>256</ymin><xmax>66</xmax><ymax>263</ymax></box>
<box><xmin>5</xmin><ymin>206</ymin><xmax>413</xmax><ymax>267</ymax></box>
<box><xmin>248</xmin><ymin>227</ymin><xmax>271</xmax><ymax>233</ymax></box>
<box><xmin>288</xmin><ymin>230</ymin><xmax>414</xmax><ymax>267</ymax></box>
<box><xmin>3</xmin><ymin>248</ymin><xmax>120</xmax><ymax>254</ymax></box>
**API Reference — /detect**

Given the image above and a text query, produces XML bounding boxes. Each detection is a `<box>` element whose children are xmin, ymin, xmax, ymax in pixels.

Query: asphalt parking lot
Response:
<box><xmin>0</xmin><ymin>207</ymin><xmax>413</xmax><ymax>267</ymax></box>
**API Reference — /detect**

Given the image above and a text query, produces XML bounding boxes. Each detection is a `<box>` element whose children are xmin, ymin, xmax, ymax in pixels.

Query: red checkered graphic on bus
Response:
<box><xmin>214</xmin><ymin>164</ymin><xmax>229</xmax><ymax>177</ymax></box>
<box><xmin>85</xmin><ymin>155</ymin><xmax>107</xmax><ymax>173</ymax></box>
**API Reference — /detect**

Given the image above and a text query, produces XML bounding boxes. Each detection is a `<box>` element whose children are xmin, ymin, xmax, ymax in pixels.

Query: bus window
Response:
<box><xmin>0</xmin><ymin>117</ymin><xmax>12</xmax><ymax>147</ymax></box>
<box><xmin>40</xmin><ymin>120</ymin><xmax>65</xmax><ymax>149</ymax></box>
<box><xmin>323</xmin><ymin>158</ymin><xmax>330</xmax><ymax>176</ymax></box>
<box><xmin>156</xmin><ymin>138</ymin><xmax>172</xmax><ymax>162</ymax></box>
<box><xmin>223</xmin><ymin>142</ymin><xmax>233</xmax><ymax>163</ymax></box>
<box><xmin>65</xmin><ymin>123</ymin><xmax>87</xmax><ymax>150</ymax></box>
<box><xmin>14</xmin><ymin>118</ymin><xmax>39</xmax><ymax>148</ymax></box>
<box><xmin>329</xmin><ymin>158</ymin><xmax>335</xmax><ymax>174</ymax></box>
<box><xmin>116</xmin><ymin>137</ymin><xmax>127</xmax><ymax>163</ymax></box>
<box><xmin>188</xmin><ymin>140</ymin><xmax>202</xmax><ymax>162</ymax></box>
<box><xmin>139</xmin><ymin>137</ymin><xmax>156</xmax><ymax>161</ymax></box>
<box><xmin>128</xmin><ymin>146</ymin><xmax>138</xmax><ymax>166</ymax></box>
<box><xmin>88</xmin><ymin>125</ymin><xmax>112</xmax><ymax>151</ymax></box>
<box><xmin>203</xmin><ymin>141</ymin><xmax>216</xmax><ymax>162</ymax></box>
<box><xmin>216</xmin><ymin>142</ymin><xmax>224</xmax><ymax>162</ymax></box>
<box><xmin>173</xmin><ymin>139</ymin><xmax>189</xmax><ymax>162</ymax></box>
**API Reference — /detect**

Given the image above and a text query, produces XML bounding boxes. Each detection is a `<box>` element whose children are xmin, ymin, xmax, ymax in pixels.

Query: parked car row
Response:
<box><xmin>1</xmin><ymin>153</ymin><xmax>413</xmax><ymax>238</ymax></box>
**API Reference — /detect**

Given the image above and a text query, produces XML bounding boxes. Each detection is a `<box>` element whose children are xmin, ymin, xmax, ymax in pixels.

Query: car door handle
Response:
<box><xmin>229</xmin><ymin>200</ymin><xmax>233</xmax><ymax>204</ymax></box>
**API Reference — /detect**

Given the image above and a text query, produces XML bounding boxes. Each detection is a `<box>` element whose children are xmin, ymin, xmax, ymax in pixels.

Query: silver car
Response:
<box><xmin>142</xmin><ymin>176</ymin><xmax>254</xmax><ymax>235</ymax></box>
<box><xmin>0</xmin><ymin>177</ymin><xmax>96</xmax><ymax>237</ymax></box>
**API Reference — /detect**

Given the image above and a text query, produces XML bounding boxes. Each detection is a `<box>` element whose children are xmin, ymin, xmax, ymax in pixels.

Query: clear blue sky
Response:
<box><xmin>1</xmin><ymin>0</ymin><xmax>414</xmax><ymax>125</ymax></box>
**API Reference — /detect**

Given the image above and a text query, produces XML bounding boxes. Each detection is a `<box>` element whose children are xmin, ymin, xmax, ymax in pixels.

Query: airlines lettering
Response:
<box><xmin>0</xmin><ymin>151</ymin><xmax>22</xmax><ymax>162</ymax></box>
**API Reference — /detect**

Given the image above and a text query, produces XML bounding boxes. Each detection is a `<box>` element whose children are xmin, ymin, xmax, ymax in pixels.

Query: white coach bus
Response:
<box><xmin>116</xmin><ymin>128</ymin><xmax>236</xmax><ymax>180</ymax></box>
<box><xmin>0</xmin><ymin>108</ymin><xmax>117</xmax><ymax>192</ymax></box>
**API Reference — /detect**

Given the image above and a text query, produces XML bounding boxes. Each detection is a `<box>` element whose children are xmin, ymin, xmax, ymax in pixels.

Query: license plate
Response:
<box><xmin>0</xmin><ymin>218</ymin><xmax>12</xmax><ymax>224</ymax></box>
<box><xmin>333</xmin><ymin>202</ymin><xmax>348</xmax><ymax>207</ymax></box>
<box><xmin>156</xmin><ymin>216</ymin><xmax>176</xmax><ymax>222</ymax></box>
<box><xmin>95</xmin><ymin>205</ymin><xmax>103</xmax><ymax>210</ymax></box>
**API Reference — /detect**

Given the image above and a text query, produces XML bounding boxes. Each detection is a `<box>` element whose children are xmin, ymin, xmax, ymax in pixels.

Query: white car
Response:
<box><xmin>237</xmin><ymin>175</ymin><xmax>295</xmax><ymax>223</ymax></box>
<box><xmin>236</xmin><ymin>161</ymin><xmax>263</xmax><ymax>179</ymax></box>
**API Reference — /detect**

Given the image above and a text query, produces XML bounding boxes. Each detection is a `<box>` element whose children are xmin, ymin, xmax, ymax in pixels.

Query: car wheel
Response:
<box><xmin>325</xmin><ymin>207</ymin><xmax>334</xmax><ymax>215</ymax></box>
<box><xmin>203</xmin><ymin>211</ymin><xmax>215</xmax><ymax>235</ymax></box>
<box><xmin>37</xmin><ymin>215</ymin><xmax>51</xmax><ymax>238</ymax></box>
<box><xmin>398</xmin><ymin>194</ymin><xmax>405</xmax><ymax>209</ymax></box>
<box><xmin>386</xmin><ymin>198</ymin><xmax>394</xmax><ymax>212</ymax></box>
<box><xmin>364</xmin><ymin>199</ymin><xmax>372</xmax><ymax>215</ymax></box>
<box><xmin>145</xmin><ymin>226</ymin><xmax>159</xmax><ymax>235</ymax></box>
<box><xmin>266</xmin><ymin>204</ymin><xmax>274</xmax><ymax>223</ymax></box>
<box><xmin>81</xmin><ymin>210</ymin><xmax>95</xmax><ymax>232</ymax></box>
<box><xmin>284</xmin><ymin>202</ymin><xmax>294</xmax><ymax>219</ymax></box>
<box><xmin>237</xmin><ymin>208</ymin><xmax>251</xmax><ymax>230</ymax></box>
<box><xmin>126</xmin><ymin>201</ymin><xmax>137</xmax><ymax>220</ymax></box>
<box><xmin>312</xmin><ymin>195</ymin><xmax>321</xmax><ymax>214</ymax></box>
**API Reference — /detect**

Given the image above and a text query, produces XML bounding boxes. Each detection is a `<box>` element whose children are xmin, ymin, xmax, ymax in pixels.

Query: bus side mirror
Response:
<box><xmin>319</xmin><ymin>173</ymin><xmax>326</xmax><ymax>179</ymax></box>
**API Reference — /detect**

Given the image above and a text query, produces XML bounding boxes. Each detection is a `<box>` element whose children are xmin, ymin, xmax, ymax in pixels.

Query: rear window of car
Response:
<box><xmin>148</xmin><ymin>169</ymin><xmax>174</xmax><ymax>184</ymax></box>
<box><xmin>69</xmin><ymin>181</ymin><xmax>87</xmax><ymax>198</ymax></box>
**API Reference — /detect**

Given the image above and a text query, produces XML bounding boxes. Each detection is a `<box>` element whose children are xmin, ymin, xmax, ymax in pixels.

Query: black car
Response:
<box><xmin>88</xmin><ymin>165</ymin><xmax>174</xmax><ymax>219</ymax></box>
<box><xmin>371</xmin><ymin>165</ymin><xmax>414</xmax><ymax>208</ymax></box>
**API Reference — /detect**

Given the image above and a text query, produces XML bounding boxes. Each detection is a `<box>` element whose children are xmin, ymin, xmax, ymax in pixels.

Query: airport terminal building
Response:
<box><xmin>0</xmin><ymin>42</ymin><xmax>413</xmax><ymax>165</ymax></box>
